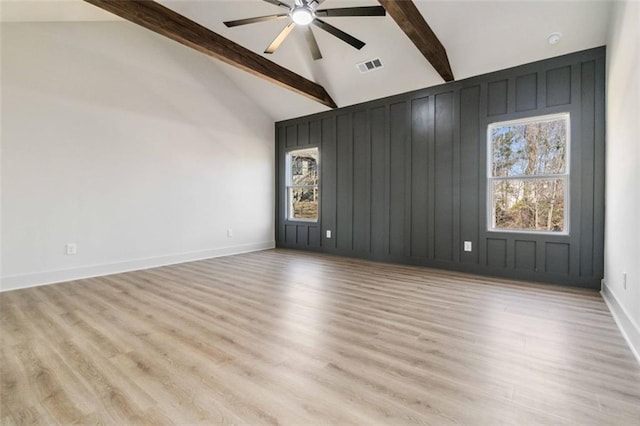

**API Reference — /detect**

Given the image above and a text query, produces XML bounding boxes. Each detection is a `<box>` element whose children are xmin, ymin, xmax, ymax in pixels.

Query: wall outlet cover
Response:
<box><xmin>326</xmin><ymin>230</ymin><xmax>332</xmax><ymax>239</ymax></box>
<box><xmin>464</xmin><ymin>241</ymin><xmax>472</xmax><ymax>252</ymax></box>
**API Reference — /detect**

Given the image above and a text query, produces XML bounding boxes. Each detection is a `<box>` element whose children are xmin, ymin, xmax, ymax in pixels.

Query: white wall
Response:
<box><xmin>1</xmin><ymin>22</ymin><xmax>275</xmax><ymax>290</ymax></box>
<box><xmin>604</xmin><ymin>0</ymin><xmax>640</xmax><ymax>360</ymax></box>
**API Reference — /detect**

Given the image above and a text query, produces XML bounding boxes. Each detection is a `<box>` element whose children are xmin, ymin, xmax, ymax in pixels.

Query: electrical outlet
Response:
<box><xmin>326</xmin><ymin>230</ymin><xmax>332</xmax><ymax>239</ymax></box>
<box><xmin>65</xmin><ymin>243</ymin><xmax>77</xmax><ymax>255</ymax></box>
<box><xmin>463</xmin><ymin>241</ymin><xmax>472</xmax><ymax>252</ymax></box>
<box><xmin>227</xmin><ymin>229</ymin><xmax>233</xmax><ymax>238</ymax></box>
<box><xmin>623</xmin><ymin>272</ymin><xmax>627</xmax><ymax>290</ymax></box>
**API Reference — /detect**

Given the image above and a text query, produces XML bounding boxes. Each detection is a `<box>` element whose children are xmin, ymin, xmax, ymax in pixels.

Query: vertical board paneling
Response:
<box><xmin>546</xmin><ymin>66</ymin><xmax>572</xmax><ymax>106</ymax></box>
<box><xmin>389</xmin><ymin>102</ymin><xmax>407</xmax><ymax>256</ymax></box>
<box><xmin>277</xmin><ymin>127</ymin><xmax>286</xmax><ymax>243</ymax></box>
<box><xmin>370</xmin><ymin>107</ymin><xmax>389</xmax><ymax>255</ymax></box>
<box><xmin>434</xmin><ymin>92</ymin><xmax>454</xmax><ymax>262</ymax></box>
<box><xmin>336</xmin><ymin>113</ymin><xmax>353</xmax><ymax>251</ymax></box>
<box><xmin>459</xmin><ymin>86</ymin><xmax>480</xmax><ymax>264</ymax></box>
<box><xmin>308</xmin><ymin>226</ymin><xmax>321</xmax><ymax>247</ymax></box>
<box><xmin>404</xmin><ymin>102</ymin><xmax>413</xmax><ymax>258</ymax></box>
<box><xmin>321</xmin><ymin>117</ymin><xmax>336</xmax><ymax>248</ymax></box>
<box><xmin>487</xmin><ymin>80</ymin><xmax>508</xmax><ymax>116</ymax></box>
<box><xmin>353</xmin><ymin>110</ymin><xmax>371</xmax><ymax>253</ymax></box>
<box><xmin>297</xmin><ymin>225</ymin><xmax>308</xmax><ymax>245</ymax></box>
<box><xmin>451</xmin><ymin>91</ymin><xmax>462</xmax><ymax>261</ymax></box>
<box><xmin>426</xmin><ymin>95</ymin><xmax>436</xmax><ymax>259</ymax></box>
<box><xmin>285</xmin><ymin>225</ymin><xmax>297</xmax><ymax>244</ymax></box>
<box><xmin>546</xmin><ymin>243</ymin><xmax>570</xmax><ymax>274</ymax></box>
<box><xmin>487</xmin><ymin>239</ymin><xmax>507</xmax><ymax>268</ymax></box>
<box><xmin>592</xmin><ymin>56</ymin><xmax>606</xmax><ymax>277</ymax></box>
<box><xmin>411</xmin><ymin>97</ymin><xmax>429</xmax><ymax>258</ymax></box>
<box><xmin>580</xmin><ymin>60</ymin><xmax>595</xmax><ymax>277</ymax></box>
<box><xmin>537</xmin><ymin>70</ymin><xmax>547</xmax><ymax>110</ymax></box>
<box><xmin>569</xmin><ymin>63</ymin><xmax>583</xmax><ymax>280</ymax></box>
<box><xmin>297</xmin><ymin>122</ymin><xmax>308</xmax><ymax>146</ymax></box>
<box><xmin>309</xmin><ymin>120</ymin><xmax>321</xmax><ymax>146</ymax></box>
<box><xmin>515</xmin><ymin>240</ymin><xmax>536</xmax><ymax>270</ymax></box>
<box><xmin>286</xmin><ymin>125</ymin><xmax>296</xmax><ymax>147</ymax></box>
<box><xmin>516</xmin><ymin>73</ymin><xmax>537</xmax><ymax>112</ymax></box>
<box><xmin>478</xmin><ymin>82</ymin><xmax>489</xmax><ymax>269</ymax></box>
<box><xmin>275</xmin><ymin>47</ymin><xmax>605</xmax><ymax>289</ymax></box>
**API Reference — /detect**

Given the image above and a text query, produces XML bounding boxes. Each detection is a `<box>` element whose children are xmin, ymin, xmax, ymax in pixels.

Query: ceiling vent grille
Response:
<box><xmin>357</xmin><ymin>58</ymin><xmax>383</xmax><ymax>73</ymax></box>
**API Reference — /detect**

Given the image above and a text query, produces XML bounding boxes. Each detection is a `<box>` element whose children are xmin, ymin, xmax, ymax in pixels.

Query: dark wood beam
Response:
<box><xmin>378</xmin><ymin>0</ymin><xmax>454</xmax><ymax>82</ymax></box>
<box><xmin>83</xmin><ymin>0</ymin><xmax>337</xmax><ymax>108</ymax></box>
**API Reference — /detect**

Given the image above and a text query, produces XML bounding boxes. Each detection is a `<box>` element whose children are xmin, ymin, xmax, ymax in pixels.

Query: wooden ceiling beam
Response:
<box><xmin>378</xmin><ymin>0</ymin><xmax>454</xmax><ymax>82</ymax></box>
<box><xmin>83</xmin><ymin>0</ymin><xmax>337</xmax><ymax>108</ymax></box>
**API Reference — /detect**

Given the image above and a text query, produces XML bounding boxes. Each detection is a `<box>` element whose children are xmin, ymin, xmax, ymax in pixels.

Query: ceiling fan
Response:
<box><xmin>223</xmin><ymin>0</ymin><xmax>386</xmax><ymax>60</ymax></box>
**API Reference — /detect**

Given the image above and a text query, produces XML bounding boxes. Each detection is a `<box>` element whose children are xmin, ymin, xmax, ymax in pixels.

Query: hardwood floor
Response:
<box><xmin>1</xmin><ymin>249</ymin><xmax>639</xmax><ymax>425</ymax></box>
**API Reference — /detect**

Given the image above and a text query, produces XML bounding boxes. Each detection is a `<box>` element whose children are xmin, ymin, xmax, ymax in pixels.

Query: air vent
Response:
<box><xmin>356</xmin><ymin>58</ymin><xmax>383</xmax><ymax>73</ymax></box>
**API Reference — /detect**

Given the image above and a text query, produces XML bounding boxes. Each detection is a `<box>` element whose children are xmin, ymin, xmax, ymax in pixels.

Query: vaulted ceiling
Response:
<box><xmin>2</xmin><ymin>0</ymin><xmax>612</xmax><ymax>120</ymax></box>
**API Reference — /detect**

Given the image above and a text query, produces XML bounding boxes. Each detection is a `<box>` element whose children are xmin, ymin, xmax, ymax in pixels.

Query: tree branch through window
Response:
<box><xmin>488</xmin><ymin>113</ymin><xmax>570</xmax><ymax>233</ymax></box>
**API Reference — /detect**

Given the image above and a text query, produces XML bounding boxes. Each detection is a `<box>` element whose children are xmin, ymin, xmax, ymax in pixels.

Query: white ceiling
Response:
<box><xmin>1</xmin><ymin>0</ymin><xmax>613</xmax><ymax>121</ymax></box>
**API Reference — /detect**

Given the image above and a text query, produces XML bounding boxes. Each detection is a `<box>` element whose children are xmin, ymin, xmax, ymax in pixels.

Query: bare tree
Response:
<box><xmin>491</xmin><ymin>117</ymin><xmax>567</xmax><ymax>231</ymax></box>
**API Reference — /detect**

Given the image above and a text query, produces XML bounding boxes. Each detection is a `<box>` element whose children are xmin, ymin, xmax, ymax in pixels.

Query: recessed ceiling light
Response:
<box><xmin>547</xmin><ymin>32</ymin><xmax>562</xmax><ymax>45</ymax></box>
<box><xmin>291</xmin><ymin>7</ymin><xmax>314</xmax><ymax>25</ymax></box>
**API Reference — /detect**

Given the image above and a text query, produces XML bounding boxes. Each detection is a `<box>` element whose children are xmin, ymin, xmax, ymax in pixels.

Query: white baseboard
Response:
<box><xmin>0</xmin><ymin>241</ymin><xmax>275</xmax><ymax>292</ymax></box>
<box><xmin>601</xmin><ymin>282</ymin><xmax>640</xmax><ymax>365</ymax></box>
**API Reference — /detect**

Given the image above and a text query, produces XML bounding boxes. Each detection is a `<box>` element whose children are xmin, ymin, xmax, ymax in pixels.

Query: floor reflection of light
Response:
<box><xmin>260</xmin><ymin>260</ymin><xmax>334</xmax><ymax>409</ymax></box>
<box><xmin>478</xmin><ymin>293</ymin><xmax>573</xmax><ymax>408</ymax></box>
<box><xmin>279</xmin><ymin>260</ymin><xmax>327</xmax><ymax>355</ymax></box>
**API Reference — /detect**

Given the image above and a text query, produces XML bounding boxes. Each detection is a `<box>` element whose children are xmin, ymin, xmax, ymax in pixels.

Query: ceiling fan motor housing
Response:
<box><xmin>291</xmin><ymin>7</ymin><xmax>315</xmax><ymax>25</ymax></box>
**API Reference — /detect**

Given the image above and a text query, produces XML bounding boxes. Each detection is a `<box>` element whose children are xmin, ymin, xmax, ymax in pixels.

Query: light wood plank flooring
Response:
<box><xmin>1</xmin><ymin>249</ymin><xmax>639</xmax><ymax>425</ymax></box>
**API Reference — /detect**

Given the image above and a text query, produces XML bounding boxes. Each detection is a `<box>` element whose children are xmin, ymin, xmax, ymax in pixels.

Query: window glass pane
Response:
<box><xmin>491</xmin><ymin>116</ymin><xmax>567</xmax><ymax>177</ymax></box>
<box><xmin>492</xmin><ymin>178</ymin><xmax>565</xmax><ymax>232</ymax></box>
<box><xmin>289</xmin><ymin>187</ymin><xmax>318</xmax><ymax>220</ymax></box>
<box><xmin>286</xmin><ymin>147</ymin><xmax>319</xmax><ymax>222</ymax></box>
<box><xmin>290</xmin><ymin>148</ymin><xmax>318</xmax><ymax>186</ymax></box>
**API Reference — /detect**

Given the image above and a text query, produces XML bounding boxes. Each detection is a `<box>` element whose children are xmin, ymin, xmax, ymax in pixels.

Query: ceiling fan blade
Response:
<box><xmin>261</xmin><ymin>0</ymin><xmax>292</xmax><ymax>9</ymax></box>
<box><xmin>224</xmin><ymin>14</ymin><xmax>289</xmax><ymax>28</ymax></box>
<box><xmin>305</xmin><ymin>27</ymin><xmax>322</xmax><ymax>60</ymax></box>
<box><xmin>315</xmin><ymin>6</ymin><xmax>386</xmax><ymax>17</ymax></box>
<box><xmin>265</xmin><ymin>22</ymin><xmax>297</xmax><ymax>54</ymax></box>
<box><xmin>312</xmin><ymin>18</ymin><xmax>365</xmax><ymax>50</ymax></box>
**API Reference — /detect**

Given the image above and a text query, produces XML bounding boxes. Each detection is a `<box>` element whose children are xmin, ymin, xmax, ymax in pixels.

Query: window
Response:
<box><xmin>286</xmin><ymin>147</ymin><xmax>319</xmax><ymax>222</ymax></box>
<box><xmin>488</xmin><ymin>113</ymin><xmax>570</xmax><ymax>234</ymax></box>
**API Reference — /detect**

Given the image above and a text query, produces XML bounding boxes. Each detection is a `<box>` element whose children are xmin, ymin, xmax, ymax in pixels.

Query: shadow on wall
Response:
<box><xmin>1</xmin><ymin>21</ymin><xmax>268</xmax><ymax>141</ymax></box>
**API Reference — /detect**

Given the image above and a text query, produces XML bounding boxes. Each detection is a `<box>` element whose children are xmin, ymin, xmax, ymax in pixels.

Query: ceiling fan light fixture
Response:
<box><xmin>291</xmin><ymin>7</ymin><xmax>314</xmax><ymax>25</ymax></box>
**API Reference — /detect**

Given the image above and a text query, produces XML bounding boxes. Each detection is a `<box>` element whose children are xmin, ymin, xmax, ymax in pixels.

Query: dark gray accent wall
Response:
<box><xmin>276</xmin><ymin>47</ymin><xmax>605</xmax><ymax>289</ymax></box>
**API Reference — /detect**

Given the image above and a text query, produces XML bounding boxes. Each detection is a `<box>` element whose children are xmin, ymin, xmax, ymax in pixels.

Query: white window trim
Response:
<box><xmin>486</xmin><ymin>112</ymin><xmax>571</xmax><ymax>235</ymax></box>
<box><xmin>285</xmin><ymin>147</ymin><xmax>320</xmax><ymax>223</ymax></box>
